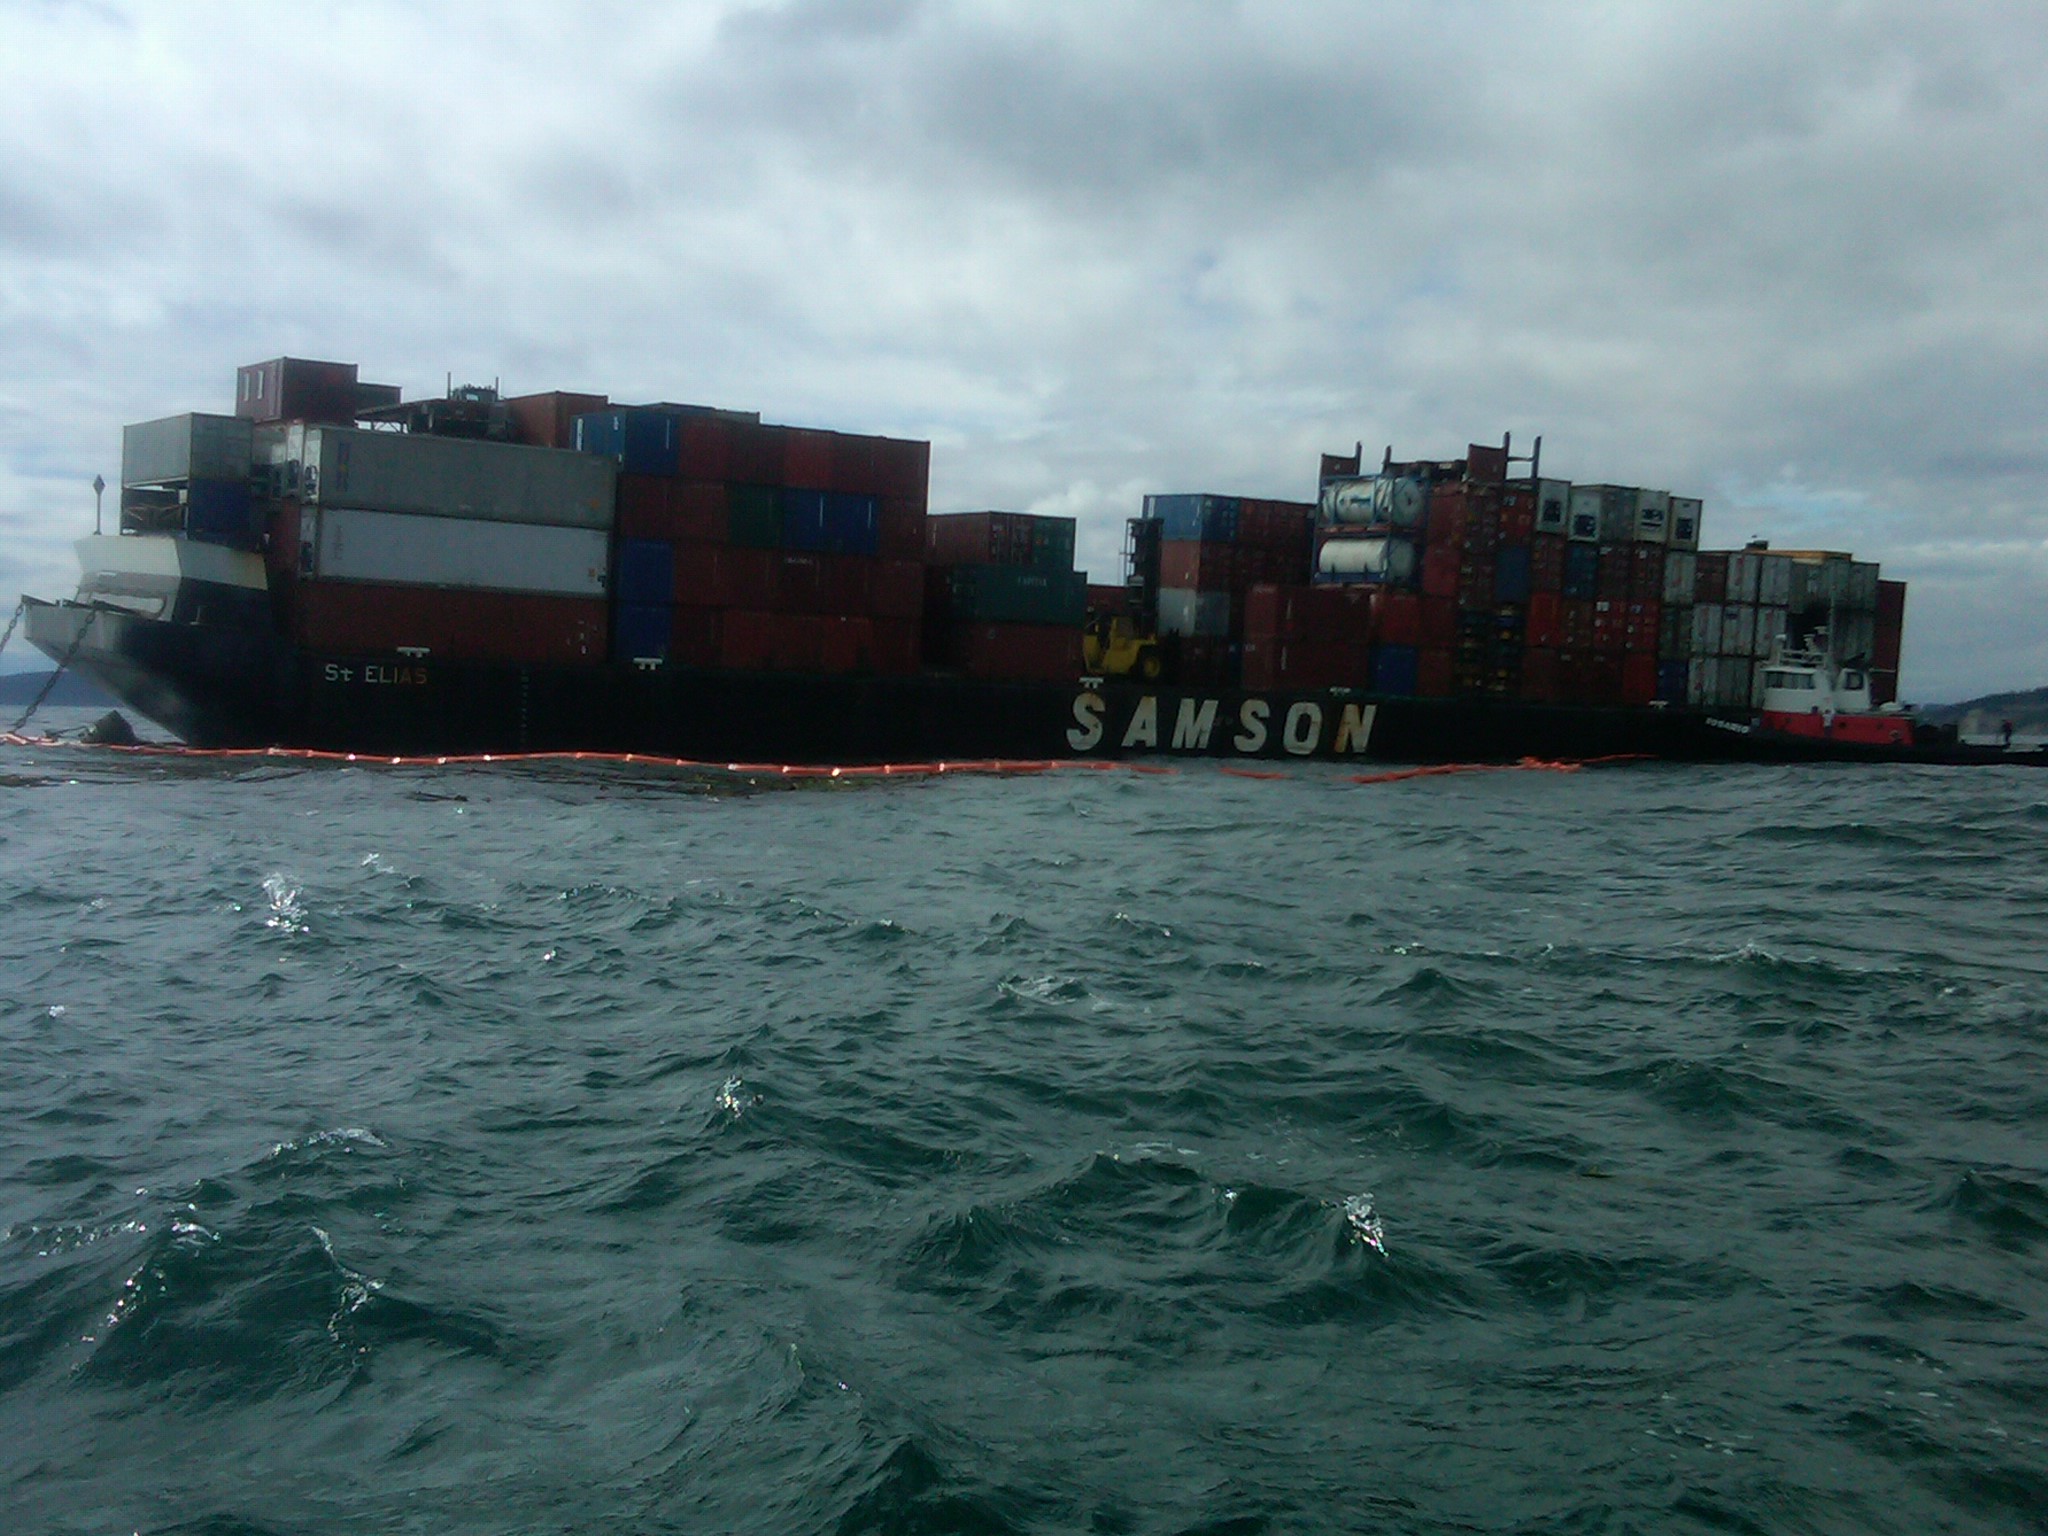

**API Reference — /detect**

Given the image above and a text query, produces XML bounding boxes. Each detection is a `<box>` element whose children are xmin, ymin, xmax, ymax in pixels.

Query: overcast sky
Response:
<box><xmin>3</xmin><ymin>0</ymin><xmax>2044</xmax><ymax>700</ymax></box>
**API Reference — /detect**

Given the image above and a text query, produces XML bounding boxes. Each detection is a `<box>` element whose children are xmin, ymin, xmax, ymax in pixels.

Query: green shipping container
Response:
<box><xmin>946</xmin><ymin>564</ymin><xmax>1087</xmax><ymax>626</ymax></box>
<box><xmin>727</xmin><ymin>484</ymin><xmax>782</xmax><ymax>549</ymax></box>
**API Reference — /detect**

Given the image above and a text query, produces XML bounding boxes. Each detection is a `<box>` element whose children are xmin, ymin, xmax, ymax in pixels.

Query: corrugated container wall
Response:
<box><xmin>295</xmin><ymin>427</ymin><xmax>616</xmax><ymax>528</ymax></box>
<box><xmin>123</xmin><ymin>414</ymin><xmax>254</xmax><ymax>488</ymax></box>
<box><xmin>305</xmin><ymin>507</ymin><xmax>611</xmax><ymax>596</ymax></box>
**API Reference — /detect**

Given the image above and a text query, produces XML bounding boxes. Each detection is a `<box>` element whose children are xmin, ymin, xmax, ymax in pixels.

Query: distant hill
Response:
<box><xmin>1918</xmin><ymin>685</ymin><xmax>2048</xmax><ymax>735</ymax></box>
<box><xmin>0</xmin><ymin>669</ymin><xmax>115</xmax><ymax>708</ymax></box>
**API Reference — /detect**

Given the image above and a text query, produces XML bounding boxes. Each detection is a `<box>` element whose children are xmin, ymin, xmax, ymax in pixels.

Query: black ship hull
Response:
<box><xmin>19</xmin><ymin>598</ymin><xmax>2030</xmax><ymax>769</ymax></box>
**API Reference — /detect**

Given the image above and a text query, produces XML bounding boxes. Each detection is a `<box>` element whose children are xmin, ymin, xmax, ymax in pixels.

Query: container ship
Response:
<box><xmin>16</xmin><ymin>356</ymin><xmax>1984</xmax><ymax>767</ymax></box>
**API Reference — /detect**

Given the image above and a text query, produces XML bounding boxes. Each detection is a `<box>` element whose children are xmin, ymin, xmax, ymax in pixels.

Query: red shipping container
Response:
<box><xmin>871</xmin><ymin>617</ymin><xmax>921</xmax><ymax>674</ymax></box>
<box><xmin>728</xmin><ymin>422</ymin><xmax>785</xmax><ymax>484</ymax></box>
<box><xmin>720</xmin><ymin>610</ymin><xmax>826</xmax><ymax>672</ymax></box>
<box><xmin>669</xmin><ymin>606</ymin><xmax>723</xmax><ymax>668</ymax></box>
<box><xmin>1592</xmin><ymin>599</ymin><xmax>1625</xmax><ymax>655</ymax></box>
<box><xmin>772</xmin><ymin>552</ymin><xmax>826</xmax><ymax>614</ymax></box>
<box><xmin>1530</xmin><ymin>534</ymin><xmax>1566</xmax><ymax>592</ymax></box>
<box><xmin>1560</xmin><ymin>598</ymin><xmax>1596</xmax><ymax>650</ymax></box>
<box><xmin>1421</xmin><ymin>544</ymin><xmax>1460</xmax><ymax>599</ymax></box>
<box><xmin>1419</xmin><ymin>595</ymin><xmax>1458</xmax><ymax>647</ymax></box>
<box><xmin>1597</xmin><ymin>549</ymin><xmax>1632</xmax><ymax>599</ymax></box>
<box><xmin>1621</xmin><ymin>653</ymin><xmax>1658</xmax><ymax>704</ymax></box>
<box><xmin>872</xmin><ymin>560</ymin><xmax>924</xmax><ymax>620</ymax></box>
<box><xmin>1302</xmin><ymin>585</ymin><xmax>1375</xmax><ymax>643</ymax></box>
<box><xmin>618</xmin><ymin>477</ymin><xmax>728</xmax><ymax>543</ymax></box>
<box><xmin>1499</xmin><ymin>486</ymin><xmax>1535</xmax><ymax>543</ymax></box>
<box><xmin>1629</xmin><ymin>545</ymin><xmax>1666</xmax><ymax>599</ymax></box>
<box><xmin>1694</xmin><ymin>552</ymin><xmax>1729</xmax><ymax>604</ymax></box>
<box><xmin>1159</xmin><ymin>539</ymin><xmax>1238</xmax><ymax>592</ymax></box>
<box><xmin>266</xmin><ymin>501</ymin><xmax>302</xmax><ymax>583</ymax></box>
<box><xmin>506</xmin><ymin>390</ymin><xmax>607</xmax><ymax>449</ymax></box>
<box><xmin>673</xmin><ymin>544</ymin><xmax>774</xmax><ymax>608</ymax></box>
<box><xmin>783</xmin><ymin>429</ymin><xmax>834</xmax><ymax>489</ymax></box>
<box><xmin>1584</xmin><ymin>654</ymin><xmax>1624</xmax><ymax>704</ymax></box>
<box><xmin>1467</xmin><ymin>443</ymin><xmax>1509</xmax><ymax>483</ymax></box>
<box><xmin>928</xmin><ymin>511</ymin><xmax>1036</xmax><ymax>567</ymax></box>
<box><xmin>296</xmin><ymin>582</ymin><xmax>606</xmax><ymax>665</ymax></box>
<box><xmin>830</xmin><ymin>434</ymin><xmax>880</xmax><ymax>495</ymax></box>
<box><xmin>1417</xmin><ymin>647</ymin><xmax>1455</xmax><ymax>697</ymax></box>
<box><xmin>875</xmin><ymin>439</ymin><xmax>931</xmax><ymax>501</ymax></box>
<box><xmin>1875</xmin><ymin>580</ymin><xmax>1907</xmax><ymax>670</ymax></box>
<box><xmin>677</xmin><ymin>417</ymin><xmax>735</xmax><ymax>482</ymax></box>
<box><xmin>956</xmin><ymin>623</ymin><xmax>1083</xmax><ymax>681</ymax></box>
<box><xmin>820</xmin><ymin>615</ymin><xmax>872</xmax><ymax>673</ymax></box>
<box><xmin>1623</xmin><ymin>600</ymin><xmax>1661</xmax><ymax>653</ymax></box>
<box><xmin>1526</xmin><ymin>591</ymin><xmax>1562</xmax><ymax>649</ymax></box>
<box><xmin>1376</xmin><ymin>590</ymin><xmax>1422</xmax><ymax>646</ymax></box>
<box><xmin>878</xmin><ymin>497</ymin><xmax>928</xmax><ymax>560</ymax></box>
<box><xmin>1520</xmin><ymin>647</ymin><xmax>1561</xmax><ymax>702</ymax></box>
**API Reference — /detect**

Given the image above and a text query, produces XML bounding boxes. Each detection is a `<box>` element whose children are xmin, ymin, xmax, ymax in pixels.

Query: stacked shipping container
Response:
<box><xmin>1139</xmin><ymin>493</ymin><xmax>1315</xmax><ymax>683</ymax></box>
<box><xmin>585</xmin><ymin>408</ymin><xmax>930</xmax><ymax>675</ymax></box>
<box><xmin>922</xmin><ymin>511</ymin><xmax>1086</xmax><ymax>680</ymax></box>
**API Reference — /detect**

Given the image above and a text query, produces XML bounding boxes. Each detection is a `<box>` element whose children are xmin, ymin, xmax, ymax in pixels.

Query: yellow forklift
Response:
<box><xmin>1083</xmin><ymin>517</ymin><xmax>1165</xmax><ymax>680</ymax></box>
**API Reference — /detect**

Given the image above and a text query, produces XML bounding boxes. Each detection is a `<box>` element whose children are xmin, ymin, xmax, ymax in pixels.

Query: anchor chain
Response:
<box><xmin>0</xmin><ymin>598</ymin><xmax>22</xmax><ymax>665</ymax></box>
<box><xmin>9</xmin><ymin>610</ymin><xmax>88</xmax><ymax>736</ymax></box>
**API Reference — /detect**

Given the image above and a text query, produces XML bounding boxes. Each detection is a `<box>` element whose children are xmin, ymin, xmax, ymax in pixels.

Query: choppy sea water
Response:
<box><xmin>2</xmin><ymin>711</ymin><xmax>2045</xmax><ymax>1535</ymax></box>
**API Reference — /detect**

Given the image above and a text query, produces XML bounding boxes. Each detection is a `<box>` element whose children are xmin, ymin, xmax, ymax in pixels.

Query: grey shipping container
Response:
<box><xmin>1156</xmin><ymin>587</ymin><xmax>1233</xmax><ymax>638</ymax></box>
<box><xmin>1719</xmin><ymin>602</ymin><xmax>1756</xmax><ymax>657</ymax></box>
<box><xmin>1724</xmin><ymin>551</ymin><xmax>1762</xmax><ymax>604</ymax></box>
<box><xmin>1662</xmin><ymin>550</ymin><xmax>1697</xmax><ymax>605</ymax></box>
<box><xmin>1690</xmin><ymin>603</ymin><xmax>1723</xmax><ymax>656</ymax></box>
<box><xmin>122</xmin><ymin>413</ymin><xmax>255</xmax><ymax>488</ymax></box>
<box><xmin>306</xmin><ymin>506</ymin><xmax>611</xmax><ymax>596</ymax></box>
<box><xmin>294</xmin><ymin>426</ymin><xmax>616</xmax><ymax>529</ymax></box>
<box><xmin>1566</xmin><ymin>486</ymin><xmax>1603</xmax><ymax>542</ymax></box>
<box><xmin>1756</xmin><ymin>605</ymin><xmax>1788</xmax><ymax>657</ymax></box>
<box><xmin>1846</xmin><ymin>561</ymin><xmax>1880</xmax><ymax>610</ymax></box>
<box><xmin>1660</xmin><ymin>603</ymin><xmax>1693</xmax><ymax>659</ymax></box>
<box><xmin>1757</xmin><ymin>555</ymin><xmax>1794</xmax><ymax>607</ymax></box>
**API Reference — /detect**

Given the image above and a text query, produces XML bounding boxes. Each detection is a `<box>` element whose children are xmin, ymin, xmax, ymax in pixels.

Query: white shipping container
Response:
<box><xmin>1634</xmin><ymin>489</ymin><xmax>1671</xmax><ymax>544</ymax></box>
<box><xmin>1668</xmin><ymin>496</ymin><xmax>1703</xmax><ymax>550</ymax></box>
<box><xmin>1536</xmin><ymin>479</ymin><xmax>1571</xmax><ymax>535</ymax></box>
<box><xmin>1663</xmin><ymin>550</ymin><xmax>1698</xmax><ymax>605</ymax></box>
<box><xmin>1318</xmin><ymin>535</ymin><xmax>1417</xmax><ymax>583</ymax></box>
<box><xmin>1566</xmin><ymin>486</ymin><xmax>1602</xmax><ymax>542</ymax></box>
<box><xmin>296</xmin><ymin>427</ymin><xmax>616</xmax><ymax>528</ymax></box>
<box><xmin>308</xmin><ymin>506</ymin><xmax>611</xmax><ymax>596</ymax></box>
<box><xmin>122</xmin><ymin>413</ymin><xmax>255</xmax><ymax>488</ymax></box>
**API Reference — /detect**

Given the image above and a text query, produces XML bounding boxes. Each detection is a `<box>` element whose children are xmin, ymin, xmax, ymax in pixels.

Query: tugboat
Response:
<box><xmin>1755</xmin><ymin>631</ymin><xmax>1915</xmax><ymax>747</ymax></box>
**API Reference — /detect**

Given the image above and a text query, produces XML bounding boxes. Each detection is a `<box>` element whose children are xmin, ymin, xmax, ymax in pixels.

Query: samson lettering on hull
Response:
<box><xmin>1068</xmin><ymin>690</ymin><xmax>1376</xmax><ymax>759</ymax></box>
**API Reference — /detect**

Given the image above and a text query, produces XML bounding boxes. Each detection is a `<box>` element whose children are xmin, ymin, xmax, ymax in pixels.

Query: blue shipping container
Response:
<box><xmin>616</xmin><ymin>538</ymin><xmax>675</xmax><ymax>607</ymax></box>
<box><xmin>1371</xmin><ymin>644</ymin><xmax>1420</xmax><ymax>696</ymax></box>
<box><xmin>821</xmin><ymin>491</ymin><xmax>880</xmax><ymax>555</ymax></box>
<box><xmin>779</xmin><ymin>488</ymin><xmax>829</xmax><ymax>550</ymax></box>
<box><xmin>574</xmin><ymin>410</ymin><xmax>681</xmax><ymax>477</ymax></box>
<box><xmin>184</xmin><ymin>479</ymin><xmax>260</xmax><ymax>549</ymax></box>
<box><xmin>614</xmin><ymin>603</ymin><xmax>671</xmax><ymax>662</ymax></box>
<box><xmin>1494</xmin><ymin>544</ymin><xmax>1532</xmax><ymax>603</ymax></box>
<box><xmin>1143</xmin><ymin>493</ymin><xmax>1241</xmax><ymax>544</ymax></box>
<box><xmin>1563</xmin><ymin>542</ymin><xmax>1600</xmax><ymax>599</ymax></box>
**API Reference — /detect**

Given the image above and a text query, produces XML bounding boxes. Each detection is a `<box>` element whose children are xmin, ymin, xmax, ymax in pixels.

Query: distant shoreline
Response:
<box><xmin>0</xmin><ymin>670</ymin><xmax>116</xmax><ymax>708</ymax></box>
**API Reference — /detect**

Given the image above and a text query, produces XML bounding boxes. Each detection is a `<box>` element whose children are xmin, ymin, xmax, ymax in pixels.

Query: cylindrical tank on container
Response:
<box><xmin>1317</xmin><ymin>536</ymin><xmax>1418</xmax><ymax>584</ymax></box>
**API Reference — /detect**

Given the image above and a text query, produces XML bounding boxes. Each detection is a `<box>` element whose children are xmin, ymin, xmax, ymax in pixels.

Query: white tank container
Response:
<box><xmin>1318</xmin><ymin>536</ymin><xmax>1417</xmax><ymax>584</ymax></box>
